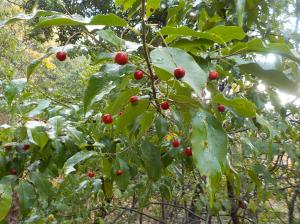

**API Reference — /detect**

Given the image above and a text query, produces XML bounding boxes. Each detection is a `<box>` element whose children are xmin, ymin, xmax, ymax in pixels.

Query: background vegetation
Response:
<box><xmin>0</xmin><ymin>0</ymin><xmax>300</xmax><ymax>223</ymax></box>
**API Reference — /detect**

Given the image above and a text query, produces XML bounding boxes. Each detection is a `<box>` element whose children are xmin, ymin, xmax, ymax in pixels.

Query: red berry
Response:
<box><xmin>10</xmin><ymin>168</ymin><xmax>17</xmax><ymax>175</ymax></box>
<box><xmin>115</xmin><ymin>169</ymin><xmax>123</xmax><ymax>176</ymax></box>
<box><xmin>129</xmin><ymin>96</ymin><xmax>139</xmax><ymax>104</ymax></box>
<box><xmin>172</xmin><ymin>139</ymin><xmax>180</xmax><ymax>148</ymax></box>
<box><xmin>183</xmin><ymin>147</ymin><xmax>192</xmax><ymax>156</ymax></box>
<box><xmin>114</xmin><ymin>52</ymin><xmax>129</xmax><ymax>65</ymax></box>
<box><xmin>217</xmin><ymin>104</ymin><xmax>226</xmax><ymax>112</ymax></box>
<box><xmin>87</xmin><ymin>170</ymin><xmax>95</xmax><ymax>178</ymax></box>
<box><xmin>3</xmin><ymin>143</ymin><xmax>13</xmax><ymax>151</ymax></box>
<box><xmin>56</xmin><ymin>51</ymin><xmax>67</xmax><ymax>61</ymax></box>
<box><xmin>174</xmin><ymin>67</ymin><xmax>186</xmax><ymax>79</ymax></box>
<box><xmin>160</xmin><ymin>101</ymin><xmax>170</xmax><ymax>110</ymax></box>
<box><xmin>134</xmin><ymin>70</ymin><xmax>144</xmax><ymax>80</ymax></box>
<box><xmin>102</xmin><ymin>114</ymin><xmax>113</xmax><ymax>124</ymax></box>
<box><xmin>209</xmin><ymin>71</ymin><xmax>219</xmax><ymax>80</ymax></box>
<box><xmin>23</xmin><ymin>144</ymin><xmax>30</xmax><ymax>151</ymax></box>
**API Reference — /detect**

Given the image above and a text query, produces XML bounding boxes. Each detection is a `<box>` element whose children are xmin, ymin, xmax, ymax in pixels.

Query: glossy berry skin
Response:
<box><xmin>102</xmin><ymin>114</ymin><xmax>113</xmax><ymax>124</ymax></box>
<box><xmin>134</xmin><ymin>70</ymin><xmax>144</xmax><ymax>80</ymax></box>
<box><xmin>183</xmin><ymin>147</ymin><xmax>192</xmax><ymax>157</ymax></box>
<box><xmin>23</xmin><ymin>144</ymin><xmax>30</xmax><ymax>151</ymax></box>
<box><xmin>160</xmin><ymin>101</ymin><xmax>170</xmax><ymax>110</ymax></box>
<box><xmin>10</xmin><ymin>168</ymin><xmax>17</xmax><ymax>175</ymax></box>
<box><xmin>174</xmin><ymin>67</ymin><xmax>186</xmax><ymax>79</ymax></box>
<box><xmin>87</xmin><ymin>171</ymin><xmax>95</xmax><ymax>178</ymax></box>
<box><xmin>172</xmin><ymin>139</ymin><xmax>180</xmax><ymax>148</ymax></box>
<box><xmin>129</xmin><ymin>96</ymin><xmax>139</xmax><ymax>104</ymax></box>
<box><xmin>114</xmin><ymin>52</ymin><xmax>129</xmax><ymax>65</ymax></box>
<box><xmin>115</xmin><ymin>169</ymin><xmax>123</xmax><ymax>176</ymax></box>
<box><xmin>209</xmin><ymin>71</ymin><xmax>219</xmax><ymax>80</ymax></box>
<box><xmin>56</xmin><ymin>51</ymin><xmax>67</xmax><ymax>61</ymax></box>
<box><xmin>217</xmin><ymin>104</ymin><xmax>226</xmax><ymax>112</ymax></box>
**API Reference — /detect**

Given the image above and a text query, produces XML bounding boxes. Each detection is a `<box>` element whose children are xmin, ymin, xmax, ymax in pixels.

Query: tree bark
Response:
<box><xmin>227</xmin><ymin>179</ymin><xmax>240</xmax><ymax>224</ymax></box>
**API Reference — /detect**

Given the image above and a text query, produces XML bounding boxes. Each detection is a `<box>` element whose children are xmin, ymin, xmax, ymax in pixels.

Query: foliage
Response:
<box><xmin>0</xmin><ymin>0</ymin><xmax>300</xmax><ymax>223</ymax></box>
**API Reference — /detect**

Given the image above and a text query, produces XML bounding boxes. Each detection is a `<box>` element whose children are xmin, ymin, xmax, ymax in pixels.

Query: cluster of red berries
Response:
<box><xmin>171</xmin><ymin>139</ymin><xmax>193</xmax><ymax>157</ymax></box>
<box><xmin>87</xmin><ymin>169</ymin><xmax>124</xmax><ymax>177</ymax></box>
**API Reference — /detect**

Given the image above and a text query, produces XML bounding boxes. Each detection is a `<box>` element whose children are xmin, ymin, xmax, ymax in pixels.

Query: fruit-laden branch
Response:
<box><xmin>141</xmin><ymin>0</ymin><xmax>161</xmax><ymax>112</ymax></box>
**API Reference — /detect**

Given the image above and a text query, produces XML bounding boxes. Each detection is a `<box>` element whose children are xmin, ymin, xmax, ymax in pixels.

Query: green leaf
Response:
<box><xmin>239</xmin><ymin>62</ymin><xmax>300</xmax><ymax>97</ymax></box>
<box><xmin>212</xmin><ymin>94</ymin><xmax>257</xmax><ymax>117</ymax></box>
<box><xmin>0</xmin><ymin>10</ymin><xmax>53</xmax><ymax>28</ymax></box>
<box><xmin>97</xmin><ymin>29</ymin><xmax>125</xmax><ymax>48</ymax></box>
<box><xmin>0</xmin><ymin>184</ymin><xmax>12</xmax><ymax>221</ymax></box>
<box><xmin>141</xmin><ymin>141</ymin><xmax>162</xmax><ymax>181</ymax></box>
<box><xmin>160</xmin><ymin>26</ymin><xmax>245</xmax><ymax>45</ymax></box>
<box><xmin>4</xmin><ymin>79</ymin><xmax>26</xmax><ymax>105</ymax></box>
<box><xmin>83</xmin><ymin>64</ymin><xmax>135</xmax><ymax>113</ymax></box>
<box><xmin>28</xmin><ymin>100</ymin><xmax>50</xmax><ymax>118</ymax></box>
<box><xmin>105</xmin><ymin>87</ymin><xmax>140</xmax><ymax>115</ymax></box>
<box><xmin>66</xmin><ymin>126</ymin><xmax>85</xmax><ymax>147</ymax></box>
<box><xmin>135</xmin><ymin>111</ymin><xmax>155</xmax><ymax>139</ymax></box>
<box><xmin>34</xmin><ymin>13</ymin><xmax>128</xmax><ymax>29</ymax></box>
<box><xmin>27</xmin><ymin>126</ymin><xmax>49</xmax><ymax>149</ymax></box>
<box><xmin>225</xmin><ymin>39</ymin><xmax>300</xmax><ymax>63</ymax></box>
<box><xmin>115</xmin><ymin>99</ymin><xmax>149</xmax><ymax>134</ymax></box>
<box><xmin>63</xmin><ymin>150</ymin><xmax>97</xmax><ymax>175</ymax></box>
<box><xmin>29</xmin><ymin>172</ymin><xmax>52</xmax><ymax>200</ymax></box>
<box><xmin>192</xmin><ymin>111</ymin><xmax>228</xmax><ymax>176</ymax></box>
<box><xmin>48</xmin><ymin>116</ymin><xmax>66</xmax><ymax>136</ymax></box>
<box><xmin>235</xmin><ymin>0</ymin><xmax>245</xmax><ymax>26</ymax></box>
<box><xmin>150</xmin><ymin>47</ymin><xmax>207</xmax><ymax>95</ymax></box>
<box><xmin>146</xmin><ymin>0</ymin><xmax>161</xmax><ymax>18</ymax></box>
<box><xmin>27</xmin><ymin>54</ymin><xmax>50</xmax><ymax>80</ymax></box>
<box><xmin>207</xmin><ymin>26</ymin><xmax>246</xmax><ymax>42</ymax></box>
<box><xmin>115</xmin><ymin>159</ymin><xmax>130</xmax><ymax>190</ymax></box>
<box><xmin>16</xmin><ymin>181</ymin><xmax>36</xmax><ymax>216</ymax></box>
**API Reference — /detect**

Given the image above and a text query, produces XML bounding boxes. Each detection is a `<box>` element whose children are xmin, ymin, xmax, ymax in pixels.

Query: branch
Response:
<box><xmin>141</xmin><ymin>0</ymin><xmax>161</xmax><ymax>113</ymax></box>
<box><xmin>146</xmin><ymin>202</ymin><xmax>205</xmax><ymax>221</ymax></box>
<box><xmin>117</xmin><ymin>206</ymin><xmax>166</xmax><ymax>224</ymax></box>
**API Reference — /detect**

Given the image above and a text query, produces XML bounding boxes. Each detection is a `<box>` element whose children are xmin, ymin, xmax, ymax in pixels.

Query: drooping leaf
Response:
<box><xmin>48</xmin><ymin>116</ymin><xmax>66</xmax><ymax>136</ymax></box>
<box><xmin>0</xmin><ymin>184</ymin><xmax>12</xmax><ymax>221</ymax></box>
<box><xmin>29</xmin><ymin>172</ymin><xmax>53</xmax><ymax>200</ymax></box>
<box><xmin>115</xmin><ymin>159</ymin><xmax>130</xmax><ymax>190</ymax></box>
<box><xmin>63</xmin><ymin>150</ymin><xmax>97</xmax><ymax>175</ymax></box>
<box><xmin>224</xmin><ymin>39</ymin><xmax>300</xmax><ymax>63</ymax></box>
<box><xmin>27</xmin><ymin>54</ymin><xmax>51</xmax><ymax>80</ymax></box>
<box><xmin>150</xmin><ymin>47</ymin><xmax>207</xmax><ymax>95</ymax></box>
<box><xmin>28</xmin><ymin>100</ymin><xmax>50</xmax><ymax>118</ymax></box>
<box><xmin>192</xmin><ymin>111</ymin><xmax>228</xmax><ymax>176</ymax></box>
<box><xmin>16</xmin><ymin>181</ymin><xmax>36</xmax><ymax>216</ymax></box>
<box><xmin>34</xmin><ymin>13</ymin><xmax>128</xmax><ymax>29</ymax></box>
<box><xmin>160</xmin><ymin>26</ymin><xmax>245</xmax><ymax>45</ymax></box>
<box><xmin>0</xmin><ymin>10</ymin><xmax>53</xmax><ymax>28</ymax></box>
<box><xmin>26</xmin><ymin>126</ymin><xmax>49</xmax><ymax>149</ymax></box>
<box><xmin>212</xmin><ymin>94</ymin><xmax>257</xmax><ymax>117</ymax></box>
<box><xmin>97</xmin><ymin>29</ymin><xmax>125</xmax><ymax>48</ymax></box>
<box><xmin>235</xmin><ymin>0</ymin><xmax>246</xmax><ymax>27</ymax></box>
<box><xmin>239</xmin><ymin>62</ymin><xmax>300</xmax><ymax>97</ymax></box>
<box><xmin>4</xmin><ymin>79</ymin><xmax>26</xmax><ymax>105</ymax></box>
<box><xmin>141</xmin><ymin>141</ymin><xmax>163</xmax><ymax>181</ymax></box>
<box><xmin>66</xmin><ymin>126</ymin><xmax>85</xmax><ymax>147</ymax></box>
